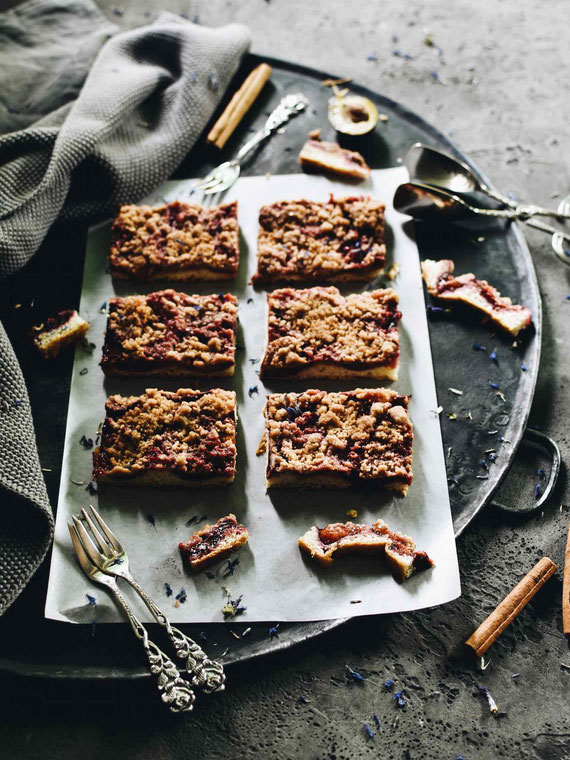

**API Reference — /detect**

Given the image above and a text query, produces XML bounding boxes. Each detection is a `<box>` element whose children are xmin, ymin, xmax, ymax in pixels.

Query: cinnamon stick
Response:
<box><xmin>207</xmin><ymin>63</ymin><xmax>272</xmax><ymax>149</ymax></box>
<box><xmin>563</xmin><ymin>525</ymin><xmax>570</xmax><ymax>636</ymax></box>
<box><xmin>465</xmin><ymin>556</ymin><xmax>557</xmax><ymax>657</ymax></box>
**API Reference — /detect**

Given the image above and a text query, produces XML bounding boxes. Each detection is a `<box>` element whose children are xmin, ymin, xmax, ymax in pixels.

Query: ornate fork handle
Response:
<box><xmin>111</xmin><ymin>582</ymin><xmax>196</xmax><ymax>713</ymax></box>
<box><xmin>124</xmin><ymin>573</ymin><xmax>225</xmax><ymax>694</ymax></box>
<box><xmin>484</xmin><ymin>186</ymin><xmax>570</xmax><ymax>221</ymax></box>
<box><xmin>235</xmin><ymin>93</ymin><xmax>309</xmax><ymax>163</ymax></box>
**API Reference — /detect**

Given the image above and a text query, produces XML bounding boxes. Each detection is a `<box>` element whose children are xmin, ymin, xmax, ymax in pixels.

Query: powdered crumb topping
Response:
<box><xmin>253</xmin><ymin>196</ymin><xmax>386</xmax><ymax>283</ymax></box>
<box><xmin>261</xmin><ymin>286</ymin><xmax>400</xmax><ymax>377</ymax></box>
<box><xmin>93</xmin><ymin>388</ymin><xmax>236</xmax><ymax>480</ymax></box>
<box><xmin>110</xmin><ymin>201</ymin><xmax>239</xmax><ymax>279</ymax></box>
<box><xmin>102</xmin><ymin>290</ymin><xmax>237</xmax><ymax>373</ymax></box>
<box><xmin>265</xmin><ymin>388</ymin><xmax>413</xmax><ymax>484</ymax></box>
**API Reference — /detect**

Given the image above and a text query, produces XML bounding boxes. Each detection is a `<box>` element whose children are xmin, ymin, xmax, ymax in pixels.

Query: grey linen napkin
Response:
<box><xmin>0</xmin><ymin>0</ymin><xmax>250</xmax><ymax>613</ymax></box>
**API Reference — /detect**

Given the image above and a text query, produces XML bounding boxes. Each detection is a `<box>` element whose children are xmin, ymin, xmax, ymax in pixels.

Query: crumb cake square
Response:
<box><xmin>93</xmin><ymin>388</ymin><xmax>237</xmax><ymax>486</ymax></box>
<box><xmin>32</xmin><ymin>309</ymin><xmax>90</xmax><ymax>358</ymax></box>
<box><xmin>252</xmin><ymin>196</ymin><xmax>386</xmax><ymax>285</ymax></box>
<box><xmin>179</xmin><ymin>514</ymin><xmax>249</xmax><ymax>571</ymax></box>
<box><xmin>110</xmin><ymin>200</ymin><xmax>239</xmax><ymax>281</ymax></box>
<box><xmin>260</xmin><ymin>286</ymin><xmax>401</xmax><ymax>381</ymax></box>
<box><xmin>101</xmin><ymin>290</ymin><xmax>238</xmax><ymax>377</ymax></box>
<box><xmin>264</xmin><ymin>388</ymin><xmax>413</xmax><ymax>494</ymax></box>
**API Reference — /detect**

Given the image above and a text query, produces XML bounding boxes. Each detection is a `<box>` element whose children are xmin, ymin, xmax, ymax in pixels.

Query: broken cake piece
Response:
<box><xmin>298</xmin><ymin>518</ymin><xmax>433</xmax><ymax>581</ymax></box>
<box><xmin>93</xmin><ymin>388</ymin><xmax>237</xmax><ymax>486</ymax></box>
<box><xmin>179</xmin><ymin>514</ymin><xmax>249</xmax><ymax>571</ymax></box>
<box><xmin>264</xmin><ymin>388</ymin><xmax>413</xmax><ymax>494</ymax></box>
<box><xmin>299</xmin><ymin>139</ymin><xmax>371</xmax><ymax>181</ymax></box>
<box><xmin>110</xmin><ymin>200</ymin><xmax>239</xmax><ymax>281</ymax></box>
<box><xmin>421</xmin><ymin>259</ymin><xmax>531</xmax><ymax>336</ymax></box>
<box><xmin>101</xmin><ymin>290</ymin><xmax>238</xmax><ymax>377</ymax></box>
<box><xmin>260</xmin><ymin>286</ymin><xmax>401</xmax><ymax>381</ymax></box>
<box><xmin>252</xmin><ymin>196</ymin><xmax>386</xmax><ymax>285</ymax></box>
<box><xmin>32</xmin><ymin>310</ymin><xmax>90</xmax><ymax>358</ymax></box>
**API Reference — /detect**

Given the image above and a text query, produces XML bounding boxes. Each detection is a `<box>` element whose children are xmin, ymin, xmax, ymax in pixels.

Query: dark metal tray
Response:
<box><xmin>0</xmin><ymin>53</ymin><xmax>549</xmax><ymax>679</ymax></box>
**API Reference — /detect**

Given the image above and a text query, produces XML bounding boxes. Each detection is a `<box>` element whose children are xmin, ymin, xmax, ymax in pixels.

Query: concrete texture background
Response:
<box><xmin>2</xmin><ymin>1</ymin><xmax>570</xmax><ymax>758</ymax></box>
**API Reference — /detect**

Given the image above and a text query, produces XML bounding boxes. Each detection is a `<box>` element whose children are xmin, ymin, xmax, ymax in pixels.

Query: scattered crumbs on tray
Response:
<box><xmin>222</xmin><ymin>558</ymin><xmax>240</xmax><ymax>578</ymax></box>
<box><xmin>85</xmin><ymin>482</ymin><xmax>97</xmax><ymax>496</ymax></box>
<box><xmin>79</xmin><ymin>434</ymin><xmax>93</xmax><ymax>449</ymax></box>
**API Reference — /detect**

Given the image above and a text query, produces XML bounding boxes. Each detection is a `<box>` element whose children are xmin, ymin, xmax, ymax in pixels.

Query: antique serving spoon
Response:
<box><xmin>406</xmin><ymin>143</ymin><xmax>570</xmax><ymax>221</ymax></box>
<box><xmin>393</xmin><ymin>180</ymin><xmax>570</xmax><ymax>260</ymax></box>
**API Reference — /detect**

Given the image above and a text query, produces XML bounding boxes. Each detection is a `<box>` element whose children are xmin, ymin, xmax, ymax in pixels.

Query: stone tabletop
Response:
<box><xmin>1</xmin><ymin>1</ymin><xmax>569</xmax><ymax>758</ymax></box>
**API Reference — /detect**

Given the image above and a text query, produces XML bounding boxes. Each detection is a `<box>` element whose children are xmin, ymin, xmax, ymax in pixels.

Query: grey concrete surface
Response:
<box><xmin>2</xmin><ymin>1</ymin><xmax>570</xmax><ymax>759</ymax></box>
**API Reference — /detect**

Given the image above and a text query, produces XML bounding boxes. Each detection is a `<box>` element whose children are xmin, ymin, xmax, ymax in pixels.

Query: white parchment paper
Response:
<box><xmin>45</xmin><ymin>168</ymin><xmax>461</xmax><ymax>624</ymax></box>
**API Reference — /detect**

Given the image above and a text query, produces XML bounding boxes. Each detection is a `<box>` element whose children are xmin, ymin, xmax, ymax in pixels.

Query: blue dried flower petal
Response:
<box><xmin>488</xmin><ymin>452</ymin><xmax>497</xmax><ymax>462</ymax></box>
<box><xmin>199</xmin><ymin>631</ymin><xmax>207</xmax><ymax>642</ymax></box>
<box><xmin>269</xmin><ymin>625</ymin><xmax>279</xmax><ymax>638</ymax></box>
<box><xmin>520</xmin><ymin>363</ymin><xmax>528</xmax><ymax>372</ymax></box>
<box><xmin>488</xmin><ymin>381</ymin><xmax>500</xmax><ymax>390</ymax></box>
<box><xmin>393</xmin><ymin>691</ymin><xmax>407</xmax><ymax>708</ymax></box>
<box><xmin>298</xmin><ymin>694</ymin><xmax>310</xmax><ymax>704</ymax></box>
<box><xmin>536</xmin><ymin>468</ymin><xmax>546</xmax><ymax>479</ymax></box>
<box><xmin>479</xmin><ymin>460</ymin><xmax>489</xmax><ymax>470</ymax></box>
<box><xmin>86</xmin><ymin>594</ymin><xmax>97</xmax><ymax>605</ymax></box>
<box><xmin>384</xmin><ymin>679</ymin><xmax>394</xmax><ymax>689</ymax></box>
<box><xmin>364</xmin><ymin>723</ymin><xmax>374</xmax><ymax>738</ymax></box>
<box><xmin>472</xmin><ymin>343</ymin><xmax>486</xmax><ymax>351</ymax></box>
<box><xmin>366</xmin><ymin>54</ymin><xmax>378</xmax><ymax>61</ymax></box>
<box><xmin>175</xmin><ymin>588</ymin><xmax>187</xmax><ymax>603</ymax></box>
<box><xmin>534</xmin><ymin>484</ymin><xmax>542</xmax><ymax>500</ymax></box>
<box><xmin>347</xmin><ymin>666</ymin><xmax>365</xmax><ymax>681</ymax></box>
<box><xmin>248</xmin><ymin>386</ymin><xmax>259</xmax><ymax>398</ymax></box>
<box><xmin>489</xmin><ymin>350</ymin><xmax>498</xmax><ymax>363</ymax></box>
<box><xmin>164</xmin><ymin>583</ymin><xmax>173</xmax><ymax>597</ymax></box>
<box><xmin>373</xmin><ymin>713</ymin><xmax>381</xmax><ymax>730</ymax></box>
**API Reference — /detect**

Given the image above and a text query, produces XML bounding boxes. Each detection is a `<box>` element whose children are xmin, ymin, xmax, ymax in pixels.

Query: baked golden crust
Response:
<box><xmin>93</xmin><ymin>388</ymin><xmax>237</xmax><ymax>486</ymax></box>
<box><xmin>264</xmin><ymin>388</ymin><xmax>413</xmax><ymax>494</ymax></box>
<box><xmin>110</xmin><ymin>201</ymin><xmax>239</xmax><ymax>281</ymax></box>
<box><xmin>32</xmin><ymin>310</ymin><xmax>90</xmax><ymax>358</ymax></box>
<box><xmin>101</xmin><ymin>290</ymin><xmax>237</xmax><ymax>377</ymax></box>
<box><xmin>252</xmin><ymin>196</ymin><xmax>386</xmax><ymax>285</ymax></box>
<box><xmin>298</xmin><ymin>519</ymin><xmax>433</xmax><ymax>581</ymax></box>
<box><xmin>299</xmin><ymin>139</ymin><xmax>371</xmax><ymax>181</ymax></box>
<box><xmin>260</xmin><ymin>286</ymin><xmax>400</xmax><ymax>380</ymax></box>
<box><xmin>179</xmin><ymin>514</ymin><xmax>249</xmax><ymax>571</ymax></box>
<box><xmin>421</xmin><ymin>259</ymin><xmax>532</xmax><ymax>336</ymax></box>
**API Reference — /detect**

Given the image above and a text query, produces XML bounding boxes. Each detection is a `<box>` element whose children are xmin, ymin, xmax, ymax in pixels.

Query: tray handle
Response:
<box><xmin>490</xmin><ymin>428</ymin><xmax>561</xmax><ymax>517</ymax></box>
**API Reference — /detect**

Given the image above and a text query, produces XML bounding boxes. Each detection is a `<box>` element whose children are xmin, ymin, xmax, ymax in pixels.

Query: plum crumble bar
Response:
<box><xmin>252</xmin><ymin>196</ymin><xmax>386</xmax><ymax>284</ymax></box>
<box><xmin>260</xmin><ymin>286</ymin><xmax>401</xmax><ymax>381</ymax></box>
<box><xmin>421</xmin><ymin>259</ymin><xmax>531</xmax><ymax>336</ymax></box>
<box><xmin>32</xmin><ymin>310</ymin><xmax>90</xmax><ymax>358</ymax></box>
<box><xmin>110</xmin><ymin>201</ymin><xmax>239</xmax><ymax>280</ymax></box>
<box><xmin>101</xmin><ymin>290</ymin><xmax>237</xmax><ymax>377</ymax></box>
<box><xmin>179</xmin><ymin>514</ymin><xmax>249</xmax><ymax>571</ymax></box>
<box><xmin>299</xmin><ymin>139</ymin><xmax>371</xmax><ymax>181</ymax></box>
<box><xmin>93</xmin><ymin>388</ymin><xmax>237</xmax><ymax>486</ymax></box>
<box><xmin>263</xmin><ymin>388</ymin><xmax>413</xmax><ymax>494</ymax></box>
<box><xmin>298</xmin><ymin>519</ymin><xmax>433</xmax><ymax>581</ymax></box>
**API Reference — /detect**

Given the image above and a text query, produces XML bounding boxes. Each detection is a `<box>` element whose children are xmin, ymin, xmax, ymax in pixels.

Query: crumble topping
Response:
<box><xmin>93</xmin><ymin>388</ymin><xmax>236</xmax><ymax>482</ymax></box>
<box><xmin>101</xmin><ymin>290</ymin><xmax>237</xmax><ymax>375</ymax></box>
<box><xmin>265</xmin><ymin>388</ymin><xmax>413</xmax><ymax>491</ymax></box>
<box><xmin>260</xmin><ymin>286</ymin><xmax>401</xmax><ymax>379</ymax></box>
<box><xmin>298</xmin><ymin>518</ymin><xmax>433</xmax><ymax>581</ymax></box>
<box><xmin>110</xmin><ymin>201</ymin><xmax>239</xmax><ymax>280</ymax></box>
<box><xmin>32</xmin><ymin>310</ymin><xmax>90</xmax><ymax>358</ymax></box>
<box><xmin>179</xmin><ymin>514</ymin><xmax>249</xmax><ymax>571</ymax></box>
<box><xmin>422</xmin><ymin>259</ymin><xmax>531</xmax><ymax>336</ymax></box>
<box><xmin>252</xmin><ymin>196</ymin><xmax>386</xmax><ymax>284</ymax></box>
<box><xmin>299</xmin><ymin>139</ymin><xmax>371</xmax><ymax>181</ymax></box>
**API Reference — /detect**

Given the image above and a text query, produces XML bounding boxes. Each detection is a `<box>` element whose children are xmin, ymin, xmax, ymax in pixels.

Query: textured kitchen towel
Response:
<box><xmin>0</xmin><ymin>0</ymin><xmax>250</xmax><ymax>613</ymax></box>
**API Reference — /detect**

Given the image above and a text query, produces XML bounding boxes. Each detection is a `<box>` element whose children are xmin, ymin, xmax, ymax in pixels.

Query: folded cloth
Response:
<box><xmin>0</xmin><ymin>0</ymin><xmax>250</xmax><ymax>614</ymax></box>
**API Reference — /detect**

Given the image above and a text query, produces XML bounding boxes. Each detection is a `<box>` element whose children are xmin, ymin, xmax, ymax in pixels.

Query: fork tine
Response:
<box><xmin>68</xmin><ymin>522</ymin><xmax>94</xmax><ymax>575</ymax></box>
<box><xmin>198</xmin><ymin>177</ymin><xmax>223</xmax><ymax>192</ymax></box>
<box><xmin>81</xmin><ymin>508</ymin><xmax>115</xmax><ymax>559</ymax></box>
<box><xmin>203</xmin><ymin>182</ymin><xmax>225</xmax><ymax>196</ymax></box>
<box><xmin>88</xmin><ymin>505</ymin><xmax>123</xmax><ymax>553</ymax></box>
<box><xmin>72</xmin><ymin>515</ymin><xmax>107</xmax><ymax>571</ymax></box>
<box><xmin>191</xmin><ymin>175</ymin><xmax>219</xmax><ymax>191</ymax></box>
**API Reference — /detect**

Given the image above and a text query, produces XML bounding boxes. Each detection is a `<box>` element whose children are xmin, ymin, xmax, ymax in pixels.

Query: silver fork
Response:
<box><xmin>71</xmin><ymin>506</ymin><xmax>226</xmax><ymax>694</ymax></box>
<box><xmin>68</xmin><ymin>521</ymin><xmax>195</xmax><ymax>713</ymax></box>
<box><xmin>192</xmin><ymin>92</ymin><xmax>309</xmax><ymax>195</ymax></box>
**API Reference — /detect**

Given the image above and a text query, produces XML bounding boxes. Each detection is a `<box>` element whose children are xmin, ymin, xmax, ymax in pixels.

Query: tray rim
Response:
<box><xmin>0</xmin><ymin>51</ymin><xmax>541</xmax><ymax>680</ymax></box>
